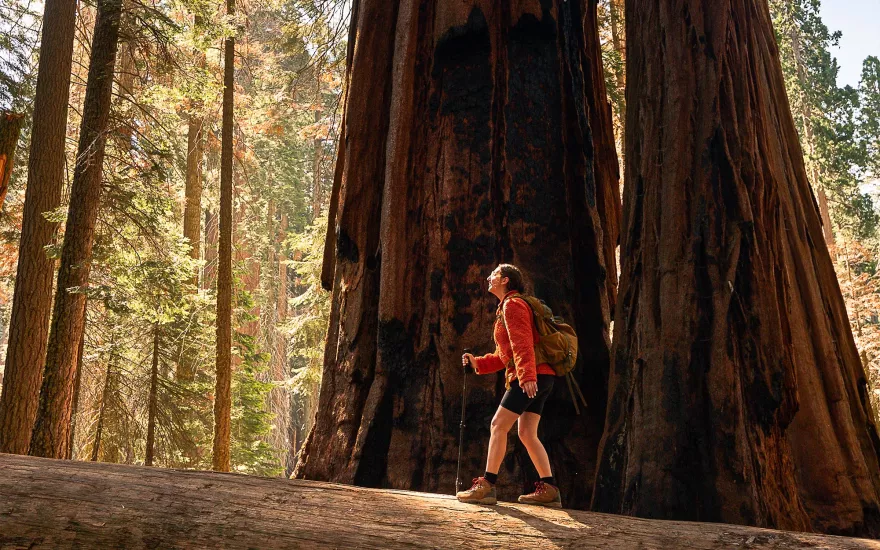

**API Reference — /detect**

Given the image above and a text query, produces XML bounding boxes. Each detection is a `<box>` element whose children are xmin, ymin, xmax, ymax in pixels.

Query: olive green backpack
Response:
<box><xmin>500</xmin><ymin>293</ymin><xmax>589</xmax><ymax>414</ymax></box>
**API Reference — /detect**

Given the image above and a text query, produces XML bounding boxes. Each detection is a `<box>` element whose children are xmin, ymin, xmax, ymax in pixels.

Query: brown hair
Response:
<box><xmin>497</xmin><ymin>264</ymin><xmax>525</xmax><ymax>292</ymax></box>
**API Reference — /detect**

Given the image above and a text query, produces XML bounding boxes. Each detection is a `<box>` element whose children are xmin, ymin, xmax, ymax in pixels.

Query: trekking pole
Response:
<box><xmin>456</xmin><ymin>348</ymin><xmax>471</xmax><ymax>494</ymax></box>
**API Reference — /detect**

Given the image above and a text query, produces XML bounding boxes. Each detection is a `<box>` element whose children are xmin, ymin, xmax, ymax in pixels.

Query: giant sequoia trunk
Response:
<box><xmin>30</xmin><ymin>0</ymin><xmax>124</xmax><ymax>459</ymax></box>
<box><xmin>295</xmin><ymin>0</ymin><xmax>620</xmax><ymax>509</ymax></box>
<box><xmin>0</xmin><ymin>0</ymin><xmax>78</xmax><ymax>455</ymax></box>
<box><xmin>213</xmin><ymin>0</ymin><xmax>236</xmax><ymax>473</ymax></box>
<box><xmin>592</xmin><ymin>0</ymin><xmax>880</xmax><ymax>537</ymax></box>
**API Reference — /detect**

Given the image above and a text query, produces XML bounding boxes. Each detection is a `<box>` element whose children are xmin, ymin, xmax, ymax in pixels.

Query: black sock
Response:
<box><xmin>541</xmin><ymin>476</ymin><xmax>555</xmax><ymax>486</ymax></box>
<box><xmin>484</xmin><ymin>472</ymin><xmax>498</xmax><ymax>485</ymax></box>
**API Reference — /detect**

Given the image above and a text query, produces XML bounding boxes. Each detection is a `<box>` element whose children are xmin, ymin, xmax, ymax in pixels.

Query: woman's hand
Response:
<box><xmin>462</xmin><ymin>353</ymin><xmax>476</xmax><ymax>371</ymax></box>
<box><xmin>522</xmin><ymin>380</ymin><xmax>538</xmax><ymax>399</ymax></box>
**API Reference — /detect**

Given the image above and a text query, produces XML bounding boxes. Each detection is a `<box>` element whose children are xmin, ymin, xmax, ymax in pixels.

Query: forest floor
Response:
<box><xmin>0</xmin><ymin>453</ymin><xmax>877</xmax><ymax>549</ymax></box>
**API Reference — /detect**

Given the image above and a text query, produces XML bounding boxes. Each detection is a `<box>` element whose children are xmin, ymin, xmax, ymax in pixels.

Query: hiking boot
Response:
<box><xmin>456</xmin><ymin>477</ymin><xmax>497</xmax><ymax>505</ymax></box>
<box><xmin>518</xmin><ymin>481</ymin><xmax>562</xmax><ymax>508</ymax></box>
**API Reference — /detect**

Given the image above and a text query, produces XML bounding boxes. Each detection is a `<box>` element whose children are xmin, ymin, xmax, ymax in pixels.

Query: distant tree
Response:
<box><xmin>213</xmin><ymin>0</ymin><xmax>236</xmax><ymax>473</ymax></box>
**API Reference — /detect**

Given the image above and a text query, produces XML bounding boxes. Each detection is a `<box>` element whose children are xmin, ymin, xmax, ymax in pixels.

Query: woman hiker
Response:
<box><xmin>457</xmin><ymin>263</ymin><xmax>561</xmax><ymax>508</ymax></box>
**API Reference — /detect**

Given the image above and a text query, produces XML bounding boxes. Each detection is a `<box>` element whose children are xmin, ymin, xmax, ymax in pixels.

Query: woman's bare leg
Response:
<box><xmin>486</xmin><ymin>406</ymin><xmax>519</xmax><ymax>475</ymax></box>
<box><xmin>517</xmin><ymin>412</ymin><xmax>552</xmax><ymax>478</ymax></box>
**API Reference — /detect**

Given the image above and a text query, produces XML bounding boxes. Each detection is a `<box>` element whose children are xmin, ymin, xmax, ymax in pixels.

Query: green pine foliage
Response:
<box><xmin>1</xmin><ymin>0</ymin><xmax>343</xmax><ymax>474</ymax></box>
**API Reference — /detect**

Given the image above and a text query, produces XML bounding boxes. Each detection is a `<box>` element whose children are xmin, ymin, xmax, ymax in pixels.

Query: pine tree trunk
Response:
<box><xmin>295</xmin><ymin>0</ymin><xmax>620</xmax><ymax>509</ymax></box>
<box><xmin>592</xmin><ymin>0</ymin><xmax>880</xmax><ymax>537</ymax></box>
<box><xmin>0</xmin><ymin>0</ymin><xmax>78</xmax><ymax>456</ymax></box>
<box><xmin>203</xmin><ymin>208</ymin><xmax>219</xmax><ymax>291</ymax></box>
<box><xmin>30</xmin><ymin>0</ymin><xmax>124</xmax><ymax>459</ymax></box>
<box><xmin>0</xmin><ymin>111</ymin><xmax>24</xmax><ymax>210</ymax></box>
<box><xmin>145</xmin><ymin>324</ymin><xmax>160</xmax><ymax>467</ymax></box>
<box><xmin>312</xmin><ymin>110</ymin><xmax>323</xmax><ymax>220</ymax></box>
<box><xmin>66</xmin><ymin>304</ymin><xmax>87</xmax><ymax>460</ymax></box>
<box><xmin>184</xmin><ymin>20</ymin><xmax>206</xmax><ymax>289</ymax></box>
<box><xmin>213</xmin><ymin>0</ymin><xmax>236</xmax><ymax>473</ymax></box>
<box><xmin>606</xmin><ymin>0</ymin><xmax>626</xmax><ymax>173</ymax></box>
<box><xmin>267</xmin><ymin>201</ymin><xmax>290</xmax><ymax>473</ymax></box>
<box><xmin>277</xmin><ymin>213</ymin><xmax>288</xmax><ymax>321</ymax></box>
<box><xmin>234</xmin><ymin>194</ymin><xmax>261</xmax><ymax>339</ymax></box>
<box><xmin>92</xmin><ymin>357</ymin><xmax>115</xmax><ymax>462</ymax></box>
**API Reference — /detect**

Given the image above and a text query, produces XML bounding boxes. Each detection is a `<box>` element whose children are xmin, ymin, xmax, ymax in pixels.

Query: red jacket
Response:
<box><xmin>473</xmin><ymin>291</ymin><xmax>555</xmax><ymax>386</ymax></box>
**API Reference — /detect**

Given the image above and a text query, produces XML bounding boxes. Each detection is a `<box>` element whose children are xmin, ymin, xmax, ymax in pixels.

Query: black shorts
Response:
<box><xmin>500</xmin><ymin>375</ymin><xmax>555</xmax><ymax>416</ymax></box>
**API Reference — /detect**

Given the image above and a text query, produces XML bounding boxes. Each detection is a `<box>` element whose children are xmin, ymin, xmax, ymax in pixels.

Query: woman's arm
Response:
<box><xmin>472</xmin><ymin>350</ymin><xmax>506</xmax><ymax>375</ymax></box>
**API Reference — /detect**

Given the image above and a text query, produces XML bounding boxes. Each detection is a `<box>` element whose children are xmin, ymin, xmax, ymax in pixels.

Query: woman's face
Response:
<box><xmin>487</xmin><ymin>267</ymin><xmax>508</xmax><ymax>294</ymax></box>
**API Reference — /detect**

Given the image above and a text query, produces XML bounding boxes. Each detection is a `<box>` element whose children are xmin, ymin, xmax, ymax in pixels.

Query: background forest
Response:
<box><xmin>0</xmin><ymin>0</ymin><xmax>878</xmax><ymax>477</ymax></box>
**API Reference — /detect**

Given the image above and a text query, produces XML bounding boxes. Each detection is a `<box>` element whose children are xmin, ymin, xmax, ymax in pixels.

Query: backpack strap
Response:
<box><xmin>497</xmin><ymin>292</ymin><xmax>525</xmax><ymax>327</ymax></box>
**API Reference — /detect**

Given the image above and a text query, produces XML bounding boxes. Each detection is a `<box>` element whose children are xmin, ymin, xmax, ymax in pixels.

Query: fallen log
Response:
<box><xmin>0</xmin><ymin>453</ymin><xmax>876</xmax><ymax>549</ymax></box>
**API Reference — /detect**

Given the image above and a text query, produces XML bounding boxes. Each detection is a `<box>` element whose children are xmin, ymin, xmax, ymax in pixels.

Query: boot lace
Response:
<box><xmin>533</xmin><ymin>481</ymin><xmax>547</xmax><ymax>494</ymax></box>
<box><xmin>470</xmin><ymin>477</ymin><xmax>486</xmax><ymax>490</ymax></box>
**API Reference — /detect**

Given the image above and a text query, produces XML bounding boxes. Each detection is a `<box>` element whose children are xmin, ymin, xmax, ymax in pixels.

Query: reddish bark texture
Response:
<box><xmin>296</xmin><ymin>0</ymin><xmax>619</xmax><ymax>510</ymax></box>
<box><xmin>0</xmin><ymin>111</ymin><xmax>24</xmax><ymax>210</ymax></box>
<box><xmin>203</xmin><ymin>208</ymin><xmax>219</xmax><ymax>291</ymax></box>
<box><xmin>592</xmin><ymin>0</ymin><xmax>880</xmax><ymax>537</ymax></box>
<box><xmin>30</xmin><ymin>0</ymin><xmax>124</xmax><ymax>459</ymax></box>
<box><xmin>184</xmin><ymin>18</ymin><xmax>206</xmax><ymax>289</ymax></box>
<box><xmin>213</xmin><ymin>0</ymin><xmax>235</xmax><ymax>473</ymax></box>
<box><xmin>0</xmin><ymin>0</ymin><xmax>77</xmax><ymax>455</ymax></box>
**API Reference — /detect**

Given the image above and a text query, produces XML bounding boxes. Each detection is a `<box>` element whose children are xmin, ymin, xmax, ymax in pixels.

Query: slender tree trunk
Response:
<box><xmin>184</xmin><ymin>18</ymin><xmax>206</xmax><ymax>289</ymax></box>
<box><xmin>312</xmin><ymin>110</ymin><xmax>323</xmax><ymax>220</ymax></box>
<box><xmin>178</xmin><ymin>40</ymin><xmax>206</xmax><ymax>380</ymax></box>
<box><xmin>66</xmin><ymin>304</ymin><xmax>87</xmax><ymax>460</ymax></box>
<box><xmin>0</xmin><ymin>0</ymin><xmax>78</xmax><ymax>456</ymax></box>
<box><xmin>145</xmin><ymin>324</ymin><xmax>160</xmax><ymax>467</ymax></box>
<box><xmin>607</xmin><ymin>0</ymin><xmax>625</xmax><ymax>172</ymax></box>
<box><xmin>266</xmin><ymin>201</ymin><xmax>290</xmax><ymax>473</ymax></box>
<box><xmin>92</xmin><ymin>356</ymin><xmax>115</xmax><ymax>462</ymax></box>
<box><xmin>203</xmin><ymin>208</ymin><xmax>219</xmax><ymax>290</ymax></box>
<box><xmin>30</xmin><ymin>0</ymin><xmax>124</xmax><ymax>459</ymax></box>
<box><xmin>277</xmin><ymin>213</ymin><xmax>288</xmax><ymax>320</ymax></box>
<box><xmin>593</xmin><ymin>0</ymin><xmax>880</xmax><ymax>537</ymax></box>
<box><xmin>0</xmin><ymin>111</ymin><xmax>24</xmax><ymax>210</ymax></box>
<box><xmin>295</xmin><ymin>0</ymin><xmax>619</xmax><ymax>509</ymax></box>
<box><xmin>213</xmin><ymin>0</ymin><xmax>236</xmax><ymax>473</ymax></box>
<box><xmin>234</xmin><ymin>193</ymin><xmax>260</xmax><ymax>339</ymax></box>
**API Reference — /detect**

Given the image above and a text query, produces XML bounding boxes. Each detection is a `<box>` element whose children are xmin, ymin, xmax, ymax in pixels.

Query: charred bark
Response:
<box><xmin>592</xmin><ymin>0</ymin><xmax>880</xmax><ymax>537</ymax></box>
<box><xmin>296</xmin><ymin>0</ymin><xmax>619</xmax><ymax>510</ymax></box>
<box><xmin>0</xmin><ymin>111</ymin><xmax>24</xmax><ymax>210</ymax></box>
<box><xmin>29</xmin><ymin>0</ymin><xmax>124</xmax><ymax>459</ymax></box>
<box><xmin>213</xmin><ymin>0</ymin><xmax>236</xmax><ymax>473</ymax></box>
<box><xmin>0</xmin><ymin>0</ymin><xmax>78</xmax><ymax>455</ymax></box>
